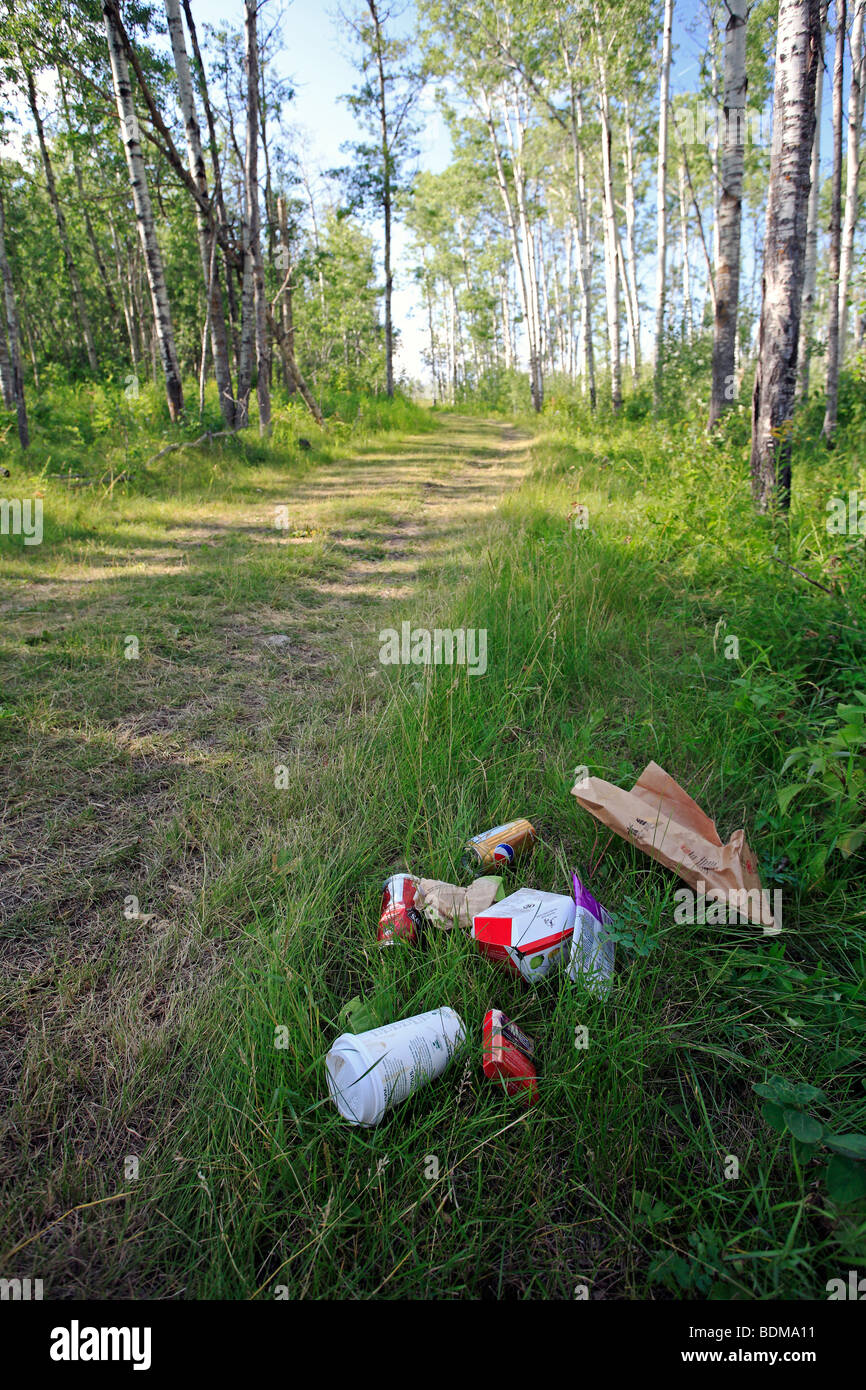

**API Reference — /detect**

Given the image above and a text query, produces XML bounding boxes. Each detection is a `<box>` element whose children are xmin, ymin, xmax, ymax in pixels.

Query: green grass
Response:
<box><xmin>1</xmin><ymin>379</ymin><xmax>865</xmax><ymax>1299</ymax></box>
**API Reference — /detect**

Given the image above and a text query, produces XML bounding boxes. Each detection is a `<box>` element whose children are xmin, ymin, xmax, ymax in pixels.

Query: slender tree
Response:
<box><xmin>164</xmin><ymin>0</ymin><xmax>236</xmax><ymax>427</ymax></box>
<box><xmin>797</xmin><ymin>0</ymin><xmax>829</xmax><ymax>399</ymax></box>
<box><xmin>823</xmin><ymin>0</ymin><xmax>847</xmax><ymax>444</ymax></box>
<box><xmin>339</xmin><ymin>0</ymin><xmax>422</xmax><ymax>398</ymax></box>
<box><xmin>0</xmin><ymin>174</ymin><xmax>28</xmax><ymax>447</ymax></box>
<box><xmin>839</xmin><ymin>0</ymin><xmax>866</xmax><ymax>355</ymax></box>
<box><xmin>751</xmin><ymin>0</ymin><xmax>823</xmax><ymax>509</ymax></box>
<box><xmin>709</xmin><ymin>0</ymin><xmax>747</xmax><ymax>428</ymax></box>
<box><xmin>103</xmin><ymin>0</ymin><xmax>184</xmax><ymax>420</ymax></box>
<box><xmin>245</xmin><ymin>0</ymin><xmax>270</xmax><ymax>434</ymax></box>
<box><xmin>654</xmin><ymin>0</ymin><xmax>674</xmax><ymax>410</ymax></box>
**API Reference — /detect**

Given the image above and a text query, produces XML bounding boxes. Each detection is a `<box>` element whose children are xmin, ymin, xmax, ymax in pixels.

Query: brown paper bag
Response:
<box><xmin>571</xmin><ymin>761</ymin><xmax>777</xmax><ymax>930</ymax></box>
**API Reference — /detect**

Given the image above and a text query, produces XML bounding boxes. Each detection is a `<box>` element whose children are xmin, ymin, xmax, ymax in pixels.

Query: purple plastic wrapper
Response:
<box><xmin>569</xmin><ymin>871</ymin><xmax>615</xmax><ymax>996</ymax></box>
<box><xmin>572</xmin><ymin>871</ymin><xmax>612</xmax><ymax>927</ymax></box>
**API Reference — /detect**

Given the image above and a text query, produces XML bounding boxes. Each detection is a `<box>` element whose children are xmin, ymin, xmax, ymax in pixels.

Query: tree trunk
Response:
<box><xmin>244</xmin><ymin>0</ymin><xmax>270</xmax><ymax>435</ymax></box>
<box><xmin>104</xmin><ymin>0</ymin><xmax>183</xmax><ymax>421</ymax></box>
<box><xmin>839</xmin><ymin>0</ymin><xmax>866</xmax><ymax>356</ymax></box>
<box><xmin>165</xmin><ymin>0</ymin><xmax>236</xmax><ymax>428</ymax></box>
<box><xmin>575</xmin><ymin>93</ymin><xmax>597</xmax><ymax>408</ymax></box>
<box><xmin>822</xmin><ymin>0</ymin><xmax>847</xmax><ymax>445</ymax></box>
<box><xmin>503</xmin><ymin>92</ymin><xmax>544</xmax><ymax>410</ymax></box>
<box><xmin>797</xmin><ymin>1</ymin><xmax>829</xmax><ymax>399</ymax></box>
<box><xmin>367</xmin><ymin>0</ymin><xmax>395</xmax><ymax>397</ymax></box>
<box><xmin>236</xmin><ymin>215</ymin><xmax>254</xmax><ymax>427</ymax></box>
<box><xmin>0</xmin><ymin>178</ymin><xmax>29</xmax><ymax>447</ymax></box>
<box><xmin>654</xmin><ymin>0</ymin><xmax>674</xmax><ymax>410</ymax></box>
<box><xmin>269</xmin><ymin>195</ymin><xmax>323</xmax><ymax>426</ymax></box>
<box><xmin>710</xmin><ymin>8</ymin><xmax>722</xmax><ymax>278</ymax></box>
<box><xmin>751</xmin><ymin>0</ymin><xmax>822</xmax><ymax>508</ymax></box>
<box><xmin>182</xmin><ymin>0</ymin><xmax>241</xmax><ymax>374</ymax></box>
<box><xmin>622</xmin><ymin>96</ymin><xmax>642</xmax><ymax>379</ymax></box>
<box><xmin>22</xmin><ymin>62</ymin><xmax>99</xmax><ymax>374</ymax></box>
<box><xmin>678</xmin><ymin>162</ymin><xmax>692</xmax><ymax>337</ymax></box>
<box><xmin>709</xmin><ymin>0</ymin><xmax>747</xmax><ymax>427</ymax></box>
<box><xmin>597</xmin><ymin>74</ymin><xmax>622</xmax><ymax>411</ymax></box>
<box><xmin>479</xmin><ymin>85</ymin><xmax>541</xmax><ymax>410</ymax></box>
<box><xmin>0</xmin><ymin>296</ymin><xmax>14</xmax><ymax>409</ymax></box>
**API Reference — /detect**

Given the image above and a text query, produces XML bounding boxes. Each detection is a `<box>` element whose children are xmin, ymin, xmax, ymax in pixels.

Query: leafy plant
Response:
<box><xmin>753</xmin><ymin>1076</ymin><xmax>866</xmax><ymax>1204</ymax></box>
<box><xmin>777</xmin><ymin>692</ymin><xmax>866</xmax><ymax>879</ymax></box>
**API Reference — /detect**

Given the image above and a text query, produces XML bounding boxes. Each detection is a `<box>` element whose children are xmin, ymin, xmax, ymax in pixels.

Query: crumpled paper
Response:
<box><xmin>416</xmin><ymin>875</ymin><xmax>505</xmax><ymax>930</ymax></box>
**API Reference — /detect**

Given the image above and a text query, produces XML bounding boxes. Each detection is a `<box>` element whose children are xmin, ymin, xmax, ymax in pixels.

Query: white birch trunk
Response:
<box><xmin>823</xmin><ymin>0</ymin><xmax>847</xmax><ymax>443</ymax></box>
<box><xmin>245</xmin><ymin>0</ymin><xmax>270</xmax><ymax>434</ymax></box>
<box><xmin>839</xmin><ymin>0</ymin><xmax>866</xmax><ymax>355</ymax></box>
<box><xmin>751</xmin><ymin>0</ymin><xmax>823</xmax><ymax>507</ymax></box>
<box><xmin>596</xmin><ymin>56</ymin><xmax>622</xmax><ymax>410</ymax></box>
<box><xmin>654</xmin><ymin>0</ymin><xmax>674</xmax><ymax>408</ymax></box>
<box><xmin>104</xmin><ymin>0</ymin><xmax>183</xmax><ymax>421</ymax></box>
<box><xmin>165</xmin><ymin>0</ymin><xmax>236</xmax><ymax>427</ymax></box>
<box><xmin>622</xmin><ymin>97</ymin><xmax>642</xmax><ymax>377</ymax></box>
<box><xmin>709</xmin><ymin>0</ymin><xmax>747</xmax><ymax>425</ymax></box>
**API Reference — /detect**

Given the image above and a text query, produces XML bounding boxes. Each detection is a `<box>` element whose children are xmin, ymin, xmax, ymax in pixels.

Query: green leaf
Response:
<box><xmin>826</xmin><ymin>1154</ymin><xmax>866</xmax><ymax>1205</ymax></box>
<box><xmin>780</xmin><ymin>749</ymin><xmax>806</xmax><ymax>774</ymax></box>
<box><xmin>839</xmin><ymin>825</ymin><xmax>866</xmax><ymax>857</ymax></box>
<box><xmin>777</xmin><ymin>783</ymin><xmax>808</xmax><ymax>813</ymax></box>
<box><xmin>753</xmin><ymin>1076</ymin><xmax>825</xmax><ymax>1107</ymax></box>
<box><xmin>793</xmin><ymin>1138</ymin><xmax>819</xmax><ymax>1161</ymax></box>
<box><xmin>784</xmin><ymin>1109</ymin><xmax>823</xmax><ymax>1143</ymax></box>
<box><xmin>756</xmin><ymin>1078</ymin><xmax>789</xmax><ymax>1100</ymax></box>
<box><xmin>785</xmin><ymin>1081</ymin><xmax>826</xmax><ymax>1105</ymax></box>
<box><xmin>761</xmin><ymin>1101</ymin><xmax>787</xmax><ymax>1134</ymax></box>
<box><xmin>824</xmin><ymin>1133</ymin><xmax>866</xmax><ymax>1161</ymax></box>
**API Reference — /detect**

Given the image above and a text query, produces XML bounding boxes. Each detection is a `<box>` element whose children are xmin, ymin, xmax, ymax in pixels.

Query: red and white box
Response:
<box><xmin>471</xmin><ymin>888</ymin><xmax>576</xmax><ymax>983</ymax></box>
<box><xmin>482</xmin><ymin>1008</ymin><xmax>538</xmax><ymax>1106</ymax></box>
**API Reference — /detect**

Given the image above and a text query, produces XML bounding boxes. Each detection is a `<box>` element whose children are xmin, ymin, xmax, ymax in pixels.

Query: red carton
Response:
<box><xmin>482</xmin><ymin>1008</ymin><xmax>538</xmax><ymax>1106</ymax></box>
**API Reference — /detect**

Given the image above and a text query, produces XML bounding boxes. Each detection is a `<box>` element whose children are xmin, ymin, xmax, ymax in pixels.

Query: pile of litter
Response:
<box><xmin>324</xmin><ymin>765</ymin><xmax>773</xmax><ymax>1127</ymax></box>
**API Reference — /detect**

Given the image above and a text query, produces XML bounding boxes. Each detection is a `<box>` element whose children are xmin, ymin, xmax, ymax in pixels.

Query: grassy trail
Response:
<box><xmin>3</xmin><ymin>407</ymin><xmax>864</xmax><ymax>1301</ymax></box>
<box><xmin>0</xmin><ymin>414</ymin><xmax>531</xmax><ymax>1296</ymax></box>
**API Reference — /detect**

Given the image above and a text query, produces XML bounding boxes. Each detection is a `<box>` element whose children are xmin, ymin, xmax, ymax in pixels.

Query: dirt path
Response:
<box><xmin>0</xmin><ymin>412</ymin><xmax>532</xmax><ymax>1294</ymax></box>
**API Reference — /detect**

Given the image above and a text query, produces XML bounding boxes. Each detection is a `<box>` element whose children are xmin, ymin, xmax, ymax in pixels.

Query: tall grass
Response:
<box><xmin>129</xmin><ymin>385</ymin><xmax>866</xmax><ymax>1299</ymax></box>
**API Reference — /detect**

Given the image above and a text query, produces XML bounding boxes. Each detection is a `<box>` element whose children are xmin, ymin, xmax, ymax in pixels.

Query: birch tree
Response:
<box><xmin>0</xmin><ymin>174</ymin><xmax>28</xmax><ymax>447</ymax></box>
<box><xmin>103</xmin><ymin>0</ymin><xmax>184</xmax><ymax>421</ymax></box>
<box><xmin>709</xmin><ymin>0</ymin><xmax>747</xmax><ymax>428</ymax></box>
<box><xmin>838</xmin><ymin>0</ymin><xmax>866</xmax><ymax>356</ymax></box>
<box><xmin>751</xmin><ymin>0</ymin><xmax>822</xmax><ymax>509</ymax></box>
<box><xmin>823</xmin><ymin>0</ymin><xmax>847</xmax><ymax>445</ymax></box>
<box><xmin>797</xmin><ymin>0</ymin><xmax>829</xmax><ymax>398</ymax></box>
<box><xmin>245</xmin><ymin>0</ymin><xmax>270</xmax><ymax>435</ymax></box>
<box><xmin>653</xmin><ymin>0</ymin><xmax>674</xmax><ymax>409</ymax></box>
<box><xmin>593</xmin><ymin>15</ymin><xmax>622</xmax><ymax>411</ymax></box>
<box><xmin>164</xmin><ymin>0</ymin><xmax>236</xmax><ymax>428</ymax></box>
<box><xmin>340</xmin><ymin>0</ymin><xmax>422</xmax><ymax>399</ymax></box>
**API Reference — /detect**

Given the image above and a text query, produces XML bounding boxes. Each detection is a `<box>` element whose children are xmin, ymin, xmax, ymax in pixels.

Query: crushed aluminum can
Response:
<box><xmin>377</xmin><ymin>873</ymin><xmax>423</xmax><ymax>946</ymax></box>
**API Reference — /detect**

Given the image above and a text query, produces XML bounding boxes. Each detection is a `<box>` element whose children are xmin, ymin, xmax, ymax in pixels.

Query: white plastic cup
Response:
<box><xmin>325</xmin><ymin>1007</ymin><xmax>465</xmax><ymax>1126</ymax></box>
